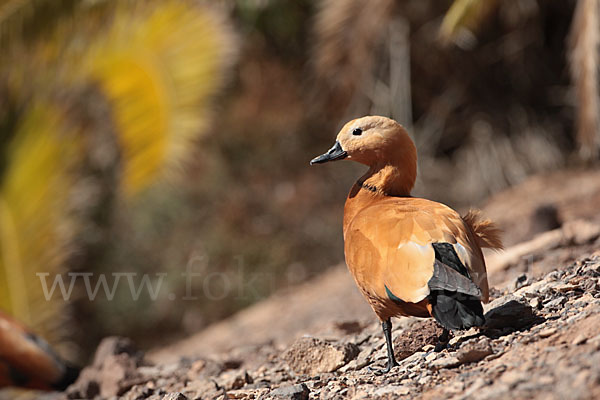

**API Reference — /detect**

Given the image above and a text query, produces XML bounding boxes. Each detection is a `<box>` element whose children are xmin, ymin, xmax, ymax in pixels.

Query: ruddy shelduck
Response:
<box><xmin>0</xmin><ymin>310</ymin><xmax>78</xmax><ymax>390</ymax></box>
<box><xmin>311</xmin><ymin>116</ymin><xmax>502</xmax><ymax>373</ymax></box>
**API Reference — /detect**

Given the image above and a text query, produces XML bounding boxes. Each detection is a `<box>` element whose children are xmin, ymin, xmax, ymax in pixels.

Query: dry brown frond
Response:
<box><xmin>311</xmin><ymin>0</ymin><xmax>395</xmax><ymax>97</ymax></box>
<box><xmin>569</xmin><ymin>0</ymin><xmax>600</xmax><ymax>161</ymax></box>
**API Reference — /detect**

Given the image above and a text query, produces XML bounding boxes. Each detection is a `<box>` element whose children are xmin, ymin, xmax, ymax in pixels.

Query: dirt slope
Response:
<box><xmin>147</xmin><ymin>169</ymin><xmax>600</xmax><ymax>364</ymax></box>
<box><xmin>59</xmin><ymin>251</ymin><xmax>600</xmax><ymax>400</ymax></box>
<box><xmin>29</xmin><ymin>168</ymin><xmax>600</xmax><ymax>399</ymax></box>
<box><xmin>149</xmin><ymin>265</ymin><xmax>373</xmax><ymax>363</ymax></box>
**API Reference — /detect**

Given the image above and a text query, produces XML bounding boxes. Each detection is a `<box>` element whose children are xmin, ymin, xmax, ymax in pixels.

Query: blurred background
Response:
<box><xmin>0</xmin><ymin>0</ymin><xmax>596</xmax><ymax>366</ymax></box>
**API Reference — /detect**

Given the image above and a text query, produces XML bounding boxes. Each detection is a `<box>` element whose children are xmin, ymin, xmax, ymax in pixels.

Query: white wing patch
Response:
<box><xmin>453</xmin><ymin>242</ymin><xmax>470</xmax><ymax>269</ymax></box>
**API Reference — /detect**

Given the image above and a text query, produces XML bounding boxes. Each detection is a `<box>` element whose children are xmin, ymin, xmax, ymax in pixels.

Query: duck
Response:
<box><xmin>0</xmin><ymin>310</ymin><xmax>79</xmax><ymax>391</ymax></box>
<box><xmin>310</xmin><ymin>115</ymin><xmax>502</xmax><ymax>373</ymax></box>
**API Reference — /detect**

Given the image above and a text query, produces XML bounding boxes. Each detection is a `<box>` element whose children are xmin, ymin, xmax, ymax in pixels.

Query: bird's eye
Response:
<box><xmin>352</xmin><ymin>128</ymin><xmax>362</xmax><ymax>136</ymax></box>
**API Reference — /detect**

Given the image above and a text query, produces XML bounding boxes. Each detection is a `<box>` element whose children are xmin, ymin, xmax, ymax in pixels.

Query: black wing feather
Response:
<box><xmin>428</xmin><ymin>243</ymin><xmax>485</xmax><ymax>331</ymax></box>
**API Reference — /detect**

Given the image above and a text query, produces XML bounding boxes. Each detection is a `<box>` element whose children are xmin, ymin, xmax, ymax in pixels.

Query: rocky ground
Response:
<box><xmin>46</xmin><ymin>250</ymin><xmax>600</xmax><ymax>400</ymax></box>
<box><xmin>34</xmin><ymin>169</ymin><xmax>600</xmax><ymax>400</ymax></box>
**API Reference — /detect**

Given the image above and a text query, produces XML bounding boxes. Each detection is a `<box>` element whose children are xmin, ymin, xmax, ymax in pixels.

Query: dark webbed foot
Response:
<box><xmin>434</xmin><ymin>328</ymin><xmax>451</xmax><ymax>352</ymax></box>
<box><xmin>370</xmin><ymin>318</ymin><xmax>399</xmax><ymax>375</ymax></box>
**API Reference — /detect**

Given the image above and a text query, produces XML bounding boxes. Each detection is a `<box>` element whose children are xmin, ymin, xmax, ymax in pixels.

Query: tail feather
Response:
<box><xmin>429</xmin><ymin>290</ymin><xmax>485</xmax><ymax>331</ymax></box>
<box><xmin>462</xmin><ymin>209</ymin><xmax>504</xmax><ymax>250</ymax></box>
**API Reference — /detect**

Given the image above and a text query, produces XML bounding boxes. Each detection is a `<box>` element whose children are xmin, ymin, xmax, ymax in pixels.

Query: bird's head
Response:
<box><xmin>310</xmin><ymin>115</ymin><xmax>417</xmax><ymax>170</ymax></box>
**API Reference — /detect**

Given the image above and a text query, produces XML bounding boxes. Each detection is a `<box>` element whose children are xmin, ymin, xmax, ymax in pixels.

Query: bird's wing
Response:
<box><xmin>428</xmin><ymin>258</ymin><xmax>482</xmax><ymax>297</ymax></box>
<box><xmin>344</xmin><ymin>198</ymin><xmax>489</xmax><ymax>305</ymax></box>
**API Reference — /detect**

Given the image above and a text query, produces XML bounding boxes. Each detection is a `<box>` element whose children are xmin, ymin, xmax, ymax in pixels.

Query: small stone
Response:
<box><xmin>162</xmin><ymin>393</ymin><xmax>188</xmax><ymax>400</ymax></box>
<box><xmin>572</xmin><ymin>334</ymin><xmax>587</xmax><ymax>345</ymax></box>
<box><xmin>529</xmin><ymin>298</ymin><xmax>540</xmax><ymax>309</ymax></box>
<box><xmin>187</xmin><ymin>359</ymin><xmax>223</xmax><ymax>378</ymax></box>
<box><xmin>183</xmin><ymin>379</ymin><xmax>219</xmax><ymax>398</ymax></box>
<box><xmin>227</xmin><ymin>389</ymin><xmax>268</xmax><ymax>399</ymax></box>
<box><xmin>338</xmin><ymin>359</ymin><xmax>357</xmax><ymax>373</ymax></box>
<box><xmin>422</xmin><ymin>344</ymin><xmax>435</xmax><ymax>352</ymax></box>
<box><xmin>418</xmin><ymin>376</ymin><xmax>431</xmax><ymax>385</ymax></box>
<box><xmin>283</xmin><ymin>337</ymin><xmax>359</xmax><ymax>375</ymax></box>
<box><xmin>340</xmin><ymin>346</ymin><xmax>372</xmax><ymax>372</ymax></box>
<box><xmin>555</xmin><ymin>284</ymin><xmax>579</xmax><ymax>293</ymax></box>
<box><xmin>456</xmin><ymin>339</ymin><xmax>494</xmax><ymax>364</ymax></box>
<box><xmin>539</xmin><ymin>328</ymin><xmax>557</xmax><ymax>338</ymax></box>
<box><xmin>581</xmin><ymin>279</ymin><xmax>599</xmax><ymax>292</ymax></box>
<box><xmin>449</xmin><ymin>336</ymin><xmax>461</xmax><ymax>346</ymax></box>
<box><xmin>544</xmin><ymin>297</ymin><xmax>566</xmax><ymax>309</ymax></box>
<box><xmin>270</xmin><ymin>383</ymin><xmax>310</xmax><ymax>400</ymax></box>
<box><xmin>399</xmin><ymin>351</ymin><xmax>426</xmax><ymax>368</ymax></box>
<box><xmin>373</xmin><ymin>385</ymin><xmax>410</xmax><ymax>396</ymax></box>
<box><xmin>425</xmin><ymin>353</ymin><xmax>438</xmax><ymax>362</ymax></box>
<box><xmin>245</xmin><ymin>381</ymin><xmax>271</xmax><ymax>390</ymax></box>
<box><xmin>566</xmin><ymin>314</ymin><xmax>584</xmax><ymax>325</ymax></box>
<box><xmin>547</xmin><ymin>271</ymin><xmax>562</xmax><ymax>281</ymax></box>
<box><xmin>218</xmin><ymin>370</ymin><xmax>253</xmax><ymax>390</ymax></box>
<box><xmin>352</xmin><ymin>347</ymin><xmax>374</xmax><ymax>371</ymax></box>
<box><xmin>429</xmin><ymin>355</ymin><xmax>460</xmax><ymax>369</ymax></box>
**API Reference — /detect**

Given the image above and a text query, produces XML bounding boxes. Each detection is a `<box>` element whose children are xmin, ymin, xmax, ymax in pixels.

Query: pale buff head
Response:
<box><xmin>311</xmin><ymin>116</ymin><xmax>417</xmax><ymax>193</ymax></box>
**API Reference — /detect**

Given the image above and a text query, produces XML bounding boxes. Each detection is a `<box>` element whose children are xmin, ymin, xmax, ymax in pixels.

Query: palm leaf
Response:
<box><xmin>86</xmin><ymin>1</ymin><xmax>235</xmax><ymax>195</ymax></box>
<box><xmin>0</xmin><ymin>0</ymin><xmax>236</xmax><ymax>349</ymax></box>
<box><xmin>0</xmin><ymin>104</ymin><xmax>82</xmax><ymax>344</ymax></box>
<box><xmin>439</xmin><ymin>0</ymin><xmax>498</xmax><ymax>46</ymax></box>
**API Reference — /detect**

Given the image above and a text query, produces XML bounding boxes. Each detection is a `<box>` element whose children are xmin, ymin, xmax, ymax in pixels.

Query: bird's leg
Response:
<box><xmin>369</xmin><ymin>318</ymin><xmax>399</xmax><ymax>375</ymax></box>
<box><xmin>434</xmin><ymin>328</ymin><xmax>450</xmax><ymax>352</ymax></box>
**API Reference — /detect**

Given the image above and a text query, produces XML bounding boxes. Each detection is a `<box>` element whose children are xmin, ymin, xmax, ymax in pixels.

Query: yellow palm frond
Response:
<box><xmin>439</xmin><ymin>0</ymin><xmax>498</xmax><ymax>46</ymax></box>
<box><xmin>0</xmin><ymin>0</ymin><xmax>236</xmax><ymax>349</ymax></box>
<box><xmin>86</xmin><ymin>1</ymin><xmax>235</xmax><ymax>195</ymax></box>
<box><xmin>0</xmin><ymin>104</ymin><xmax>82</xmax><ymax>344</ymax></box>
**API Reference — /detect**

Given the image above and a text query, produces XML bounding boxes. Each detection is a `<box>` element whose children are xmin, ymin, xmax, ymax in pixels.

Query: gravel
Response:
<box><xmin>47</xmin><ymin>253</ymin><xmax>600</xmax><ymax>400</ymax></box>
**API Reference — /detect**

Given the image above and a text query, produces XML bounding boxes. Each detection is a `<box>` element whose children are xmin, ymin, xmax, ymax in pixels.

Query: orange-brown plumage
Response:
<box><xmin>0</xmin><ymin>310</ymin><xmax>78</xmax><ymax>391</ymax></box>
<box><xmin>344</xmin><ymin>195</ymin><xmax>489</xmax><ymax>318</ymax></box>
<box><xmin>311</xmin><ymin>115</ymin><xmax>502</xmax><ymax>373</ymax></box>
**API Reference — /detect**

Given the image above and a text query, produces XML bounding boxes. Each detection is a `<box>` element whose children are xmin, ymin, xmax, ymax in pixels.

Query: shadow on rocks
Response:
<box><xmin>481</xmin><ymin>295</ymin><xmax>545</xmax><ymax>339</ymax></box>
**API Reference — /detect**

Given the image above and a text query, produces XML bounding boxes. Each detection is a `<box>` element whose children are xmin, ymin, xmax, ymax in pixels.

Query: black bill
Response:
<box><xmin>310</xmin><ymin>141</ymin><xmax>347</xmax><ymax>165</ymax></box>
